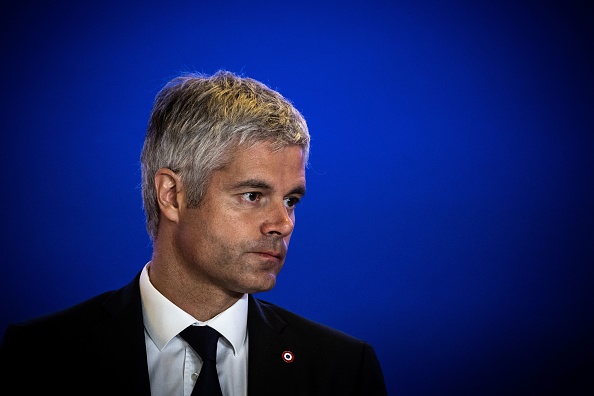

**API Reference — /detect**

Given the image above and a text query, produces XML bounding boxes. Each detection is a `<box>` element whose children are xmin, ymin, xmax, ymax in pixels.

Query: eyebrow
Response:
<box><xmin>230</xmin><ymin>179</ymin><xmax>306</xmax><ymax>196</ymax></box>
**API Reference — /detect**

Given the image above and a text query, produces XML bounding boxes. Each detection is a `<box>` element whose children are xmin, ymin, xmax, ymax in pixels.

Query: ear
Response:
<box><xmin>154</xmin><ymin>168</ymin><xmax>184</xmax><ymax>224</ymax></box>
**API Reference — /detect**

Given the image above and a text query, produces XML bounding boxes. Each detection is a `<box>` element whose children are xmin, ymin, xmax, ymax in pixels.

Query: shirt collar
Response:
<box><xmin>139</xmin><ymin>263</ymin><xmax>248</xmax><ymax>357</ymax></box>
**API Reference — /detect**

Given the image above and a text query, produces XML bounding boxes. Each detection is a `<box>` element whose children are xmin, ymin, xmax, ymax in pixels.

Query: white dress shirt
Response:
<box><xmin>139</xmin><ymin>263</ymin><xmax>249</xmax><ymax>396</ymax></box>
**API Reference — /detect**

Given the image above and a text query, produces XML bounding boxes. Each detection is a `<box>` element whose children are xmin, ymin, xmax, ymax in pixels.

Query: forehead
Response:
<box><xmin>213</xmin><ymin>142</ymin><xmax>306</xmax><ymax>187</ymax></box>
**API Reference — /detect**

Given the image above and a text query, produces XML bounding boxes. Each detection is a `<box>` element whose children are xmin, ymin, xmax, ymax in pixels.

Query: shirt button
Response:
<box><xmin>191</xmin><ymin>373</ymin><xmax>199</xmax><ymax>381</ymax></box>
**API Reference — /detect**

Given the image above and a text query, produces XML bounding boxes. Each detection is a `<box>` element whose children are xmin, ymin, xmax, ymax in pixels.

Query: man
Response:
<box><xmin>0</xmin><ymin>71</ymin><xmax>387</xmax><ymax>395</ymax></box>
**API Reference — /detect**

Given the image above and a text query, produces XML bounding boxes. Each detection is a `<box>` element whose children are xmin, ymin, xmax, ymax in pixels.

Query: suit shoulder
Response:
<box><xmin>253</xmin><ymin>298</ymin><xmax>366</xmax><ymax>346</ymax></box>
<box><xmin>4</xmin><ymin>289</ymin><xmax>117</xmax><ymax>337</ymax></box>
<box><xmin>4</xmin><ymin>274</ymin><xmax>140</xmax><ymax>337</ymax></box>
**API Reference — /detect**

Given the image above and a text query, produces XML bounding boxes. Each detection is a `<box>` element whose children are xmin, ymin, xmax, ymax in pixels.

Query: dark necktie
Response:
<box><xmin>179</xmin><ymin>325</ymin><xmax>224</xmax><ymax>396</ymax></box>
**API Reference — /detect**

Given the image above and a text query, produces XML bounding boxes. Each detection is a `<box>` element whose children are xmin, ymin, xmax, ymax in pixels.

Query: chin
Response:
<box><xmin>242</xmin><ymin>274</ymin><xmax>278</xmax><ymax>294</ymax></box>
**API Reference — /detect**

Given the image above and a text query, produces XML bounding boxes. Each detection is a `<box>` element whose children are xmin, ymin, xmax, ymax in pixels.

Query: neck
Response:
<box><xmin>148</xmin><ymin>250</ymin><xmax>242</xmax><ymax>322</ymax></box>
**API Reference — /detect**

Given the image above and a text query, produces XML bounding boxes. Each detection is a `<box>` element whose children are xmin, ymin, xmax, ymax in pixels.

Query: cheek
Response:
<box><xmin>177</xmin><ymin>211</ymin><xmax>217</xmax><ymax>255</ymax></box>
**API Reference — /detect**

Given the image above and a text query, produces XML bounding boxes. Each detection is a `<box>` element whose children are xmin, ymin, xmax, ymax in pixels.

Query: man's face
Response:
<box><xmin>175</xmin><ymin>142</ymin><xmax>306</xmax><ymax>297</ymax></box>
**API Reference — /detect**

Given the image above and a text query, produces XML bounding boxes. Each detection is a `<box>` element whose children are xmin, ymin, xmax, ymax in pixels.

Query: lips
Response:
<box><xmin>248</xmin><ymin>240</ymin><xmax>287</xmax><ymax>261</ymax></box>
<box><xmin>254</xmin><ymin>250</ymin><xmax>285</xmax><ymax>260</ymax></box>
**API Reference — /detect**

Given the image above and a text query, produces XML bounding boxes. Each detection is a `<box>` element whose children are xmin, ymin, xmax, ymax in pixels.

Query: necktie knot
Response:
<box><xmin>179</xmin><ymin>325</ymin><xmax>221</xmax><ymax>362</ymax></box>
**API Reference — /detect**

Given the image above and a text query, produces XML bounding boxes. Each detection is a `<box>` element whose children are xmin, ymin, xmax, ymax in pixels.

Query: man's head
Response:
<box><xmin>140</xmin><ymin>70</ymin><xmax>310</xmax><ymax>240</ymax></box>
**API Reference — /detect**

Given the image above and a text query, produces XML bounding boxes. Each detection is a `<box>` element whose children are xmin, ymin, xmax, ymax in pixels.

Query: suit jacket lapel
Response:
<box><xmin>247</xmin><ymin>296</ymin><xmax>302</xmax><ymax>396</ymax></box>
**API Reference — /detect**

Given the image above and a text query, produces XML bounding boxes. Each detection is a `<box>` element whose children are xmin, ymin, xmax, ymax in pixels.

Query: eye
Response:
<box><xmin>284</xmin><ymin>196</ymin><xmax>301</xmax><ymax>209</ymax></box>
<box><xmin>241</xmin><ymin>192</ymin><xmax>261</xmax><ymax>202</ymax></box>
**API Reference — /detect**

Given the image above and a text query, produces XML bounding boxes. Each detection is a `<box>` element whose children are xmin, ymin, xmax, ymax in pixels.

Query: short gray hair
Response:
<box><xmin>140</xmin><ymin>70</ymin><xmax>310</xmax><ymax>240</ymax></box>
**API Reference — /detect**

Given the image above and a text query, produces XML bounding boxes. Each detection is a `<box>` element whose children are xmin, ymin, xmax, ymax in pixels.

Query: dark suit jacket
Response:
<box><xmin>0</xmin><ymin>272</ymin><xmax>387</xmax><ymax>395</ymax></box>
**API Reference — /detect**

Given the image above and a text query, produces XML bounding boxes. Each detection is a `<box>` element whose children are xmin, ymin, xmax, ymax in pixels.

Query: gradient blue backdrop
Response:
<box><xmin>1</xmin><ymin>1</ymin><xmax>593</xmax><ymax>394</ymax></box>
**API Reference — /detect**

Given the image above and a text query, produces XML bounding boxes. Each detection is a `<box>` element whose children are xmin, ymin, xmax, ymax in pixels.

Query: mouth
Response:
<box><xmin>252</xmin><ymin>250</ymin><xmax>286</xmax><ymax>261</ymax></box>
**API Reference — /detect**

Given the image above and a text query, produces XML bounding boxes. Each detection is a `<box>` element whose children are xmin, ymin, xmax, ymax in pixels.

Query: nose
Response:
<box><xmin>260</xmin><ymin>201</ymin><xmax>295</xmax><ymax>237</ymax></box>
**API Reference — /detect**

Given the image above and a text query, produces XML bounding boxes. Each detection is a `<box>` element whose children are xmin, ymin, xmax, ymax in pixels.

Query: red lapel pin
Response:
<box><xmin>282</xmin><ymin>350</ymin><xmax>294</xmax><ymax>363</ymax></box>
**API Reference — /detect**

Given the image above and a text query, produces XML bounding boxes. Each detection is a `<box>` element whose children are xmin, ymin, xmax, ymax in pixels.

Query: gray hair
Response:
<box><xmin>140</xmin><ymin>70</ymin><xmax>310</xmax><ymax>240</ymax></box>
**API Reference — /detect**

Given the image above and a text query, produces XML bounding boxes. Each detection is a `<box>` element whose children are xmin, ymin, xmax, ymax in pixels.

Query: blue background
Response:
<box><xmin>1</xmin><ymin>1</ymin><xmax>593</xmax><ymax>394</ymax></box>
